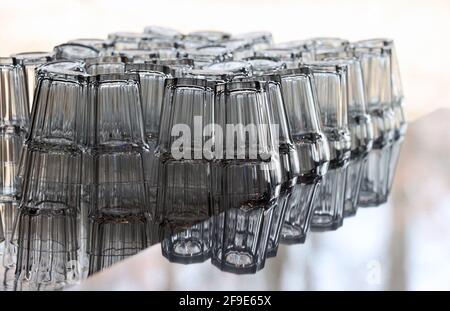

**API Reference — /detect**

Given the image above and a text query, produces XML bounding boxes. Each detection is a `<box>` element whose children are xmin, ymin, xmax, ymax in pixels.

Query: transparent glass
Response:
<box><xmin>54</xmin><ymin>43</ymin><xmax>100</xmax><ymax>61</ymax></box>
<box><xmin>161</xmin><ymin>218</ymin><xmax>212</xmax><ymax>264</ymax></box>
<box><xmin>11</xmin><ymin>52</ymin><xmax>55</xmax><ymax>113</ymax></box>
<box><xmin>211</xmin><ymin>205</ymin><xmax>274</xmax><ymax>274</ymax></box>
<box><xmin>281</xmin><ymin>180</ymin><xmax>319</xmax><ymax>244</ymax></box>
<box><xmin>0</xmin><ymin>58</ymin><xmax>30</xmax><ymax>133</ymax></box>
<box><xmin>14</xmin><ymin>206</ymin><xmax>80</xmax><ymax>291</ymax></box>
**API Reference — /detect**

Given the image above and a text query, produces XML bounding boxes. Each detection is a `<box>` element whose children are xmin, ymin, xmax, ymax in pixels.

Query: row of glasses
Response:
<box><xmin>1</xmin><ymin>29</ymin><xmax>405</xmax><ymax>283</ymax></box>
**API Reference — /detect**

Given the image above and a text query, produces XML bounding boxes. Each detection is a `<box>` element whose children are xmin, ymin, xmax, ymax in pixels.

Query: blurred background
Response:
<box><xmin>1</xmin><ymin>0</ymin><xmax>449</xmax><ymax>290</ymax></box>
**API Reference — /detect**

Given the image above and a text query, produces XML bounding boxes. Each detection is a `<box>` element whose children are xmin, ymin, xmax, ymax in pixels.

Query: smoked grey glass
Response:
<box><xmin>87</xmin><ymin>214</ymin><xmax>149</xmax><ymax>274</ymax></box>
<box><xmin>155</xmin><ymin>78</ymin><xmax>215</xmax><ymax>226</ymax></box>
<box><xmin>161</xmin><ymin>218</ymin><xmax>212</xmax><ymax>264</ymax></box>
<box><xmin>237</xmin><ymin>75</ymin><xmax>300</xmax><ymax>256</ymax></box>
<box><xmin>186</xmin><ymin>30</ymin><xmax>231</xmax><ymax>42</ymax></box>
<box><xmin>112</xmin><ymin>49</ymin><xmax>160</xmax><ymax>63</ymax></box>
<box><xmin>85</xmin><ymin>151</ymin><xmax>148</xmax><ymax>218</ymax></box>
<box><xmin>84</xmin><ymin>56</ymin><xmax>125</xmax><ymax>75</ymax></box>
<box><xmin>351</xmin><ymin>44</ymin><xmax>396</xmax><ymax>206</ymax></box>
<box><xmin>0</xmin><ymin>133</ymin><xmax>25</xmax><ymax>202</ymax></box>
<box><xmin>245</xmin><ymin>57</ymin><xmax>286</xmax><ymax>75</ymax></box>
<box><xmin>308</xmin><ymin>62</ymin><xmax>351</xmax><ymax>231</ymax></box>
<box><xmin>108</xmin><ymin>32</ymin><xmax>153</xmax><ymax>50</ymax></box>
<box><xmin>143</xmin><ymin>25</ymin><xmax>183</xmax><ymax>39</ymax></box>
<box><xmin>212</xmin><ymin>81</ymin><xmax>282</xmax><ymax>213</ymax></box>
<box><xmin>19</xmin><ymin>146</ymin><xmax>83</xmax><ymax>212</ymax></box>
<box><xmin>147</xmin><ymin>58</ymin><xmax>194</xmax><ymax>77</ymax></box>
<box><xmin>220</xmin><ymin>39</ymin><xmax>255</xmax><ymax>60</ymax></box>
<box><xmin>11</xmin><ymin>52</ymin><xmax>55</xmax><ymax>113</ymax></box>
<box><xmin>54</xmin><ymin>43</ymin><xmax>100</xmax><ymax>61</ymax></box>
<box><xmin>281</xmin><ymin>181</ymin><xmax>318</xmax><ymax>244</ymax></box>
<box><xmin>29</xmin><ymin>62</ymin><xmax>88</xmax><ymax>150</ymax></box>
<box><xmin>68</xmin><ymin>38</ymin><xmax>114</xmax><ymax>51</ymax></box>
<box><xmin>14</xmin><ymin>206</ymin><xmax>81</xmax><ymax>291</ymax></box>
<box><xmin>86</xmin><ymin>73</ymin><xmax>146</xmax><ymax>151</ymax></box>
<box><xmin>307</xmin><ymin>37</ymin><xmax>350</xmax><ymax>49</ymax></box>
<box><xmin>232</xmin><ymin>31</ymin><xmax>273</xmax><ymax>51</ymax></box>
<box><xmin>0</xmin><ymin>58</ymin><xmax>30</xmax><ymax>133</ymax></box>
<box><xmin>353</xmin><ymin>39</ymin><xmax>406</xmax><ymax>197</ymax></box>
<box><xmin>125</xmin><ymin>63</ymin><xmax>174</xmax><ymax>142</ymax></box>
<box><xmin>277</xmin><ymin>67</ymin><xmax>330</xmax><ymax>240</ymax></box>
<box><xmin>212</xmin><ymin>205</ymin><xmax>274</xmax><ymax>274</ymax></box>
<box><xmin>210</xmin><ymin>81</ymin><xmax>281</xmax><ymax>272</ymax></box>
<box><xmin>184</xmin><ymin>46</ymin><xmax>232</xmax><ymax>68</ymax></box>
<box><xmin>255</xmin><ymin>49</ymin><xmax>303</xmax><ymax>69</ymax></box>
<box><xmin>203</xmin><ymin>61</ymin><xmax>252</xmax><ymax>78</ymax></box>
<box><xmin>320</xmin><ymin>58</ymin><xmax>374</xmax><ymax>217</ymax></box>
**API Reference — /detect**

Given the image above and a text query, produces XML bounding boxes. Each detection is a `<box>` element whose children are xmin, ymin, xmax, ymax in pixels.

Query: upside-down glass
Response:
<box><xmin>354</xmin><ymin>39</ymin><xmax>406</xmax><ymax>196</ymax></box>
<box><xmin>14</xmin><ymin>205</ymin><xmax>81</xmax><ymax>291</ymax></box>
<box><xmin>184</xmin><ymin>45</ymin><xmax>232</xmax><ymax>69</ymax></box>
<box><xmin>84</xmin><ymin>56</ymin><xmax>125</xmax><ymax>75</ymax></box>
<box><xmin>0</xmin><ymin>58</ymin><xmax>30</xmax><ymax>133</ymax></box>
<box><xmin>161</xmin><ymin>218</ymin><xmax>212</xmax><ymax>264</ymax></box>
<box><xmin>351</xmin><ymin>44</ymin><xmax>396</xmax><ymax>206</ymax></box>
<box><xmin>143</xmin><ymin>25</ymin><xmax>183</xmax><ymax>39</ymax></box>
<box><xmin>186</xmin><ymin>30</ymin><xmax>231</xmax><ymax>43</ymax></box>
<box><xmin>321</xmin><ymin>58</ymin><xmax>374</xmax><ymax>217</ymax></box>
<box><xmin>211</xmin><ymin>81</ymin><xmax>282</xmax><ymax>273</ymax></box>
<box><xmin>156</xmin><ymin>77</ymin><xmax>214</xmax><ymax>223</ymax></box>
<box><xmin>86</xmin><ymin>73</ymin><xmax>146</xmax><ymax>151</ymax></box>
<box><xmin>0</xmin><ymin>132</ymin><xmax>25</xmax><ymax>202</ymax></box>
<box><xmin>87</xmin><ymin>213</ymin><xmax>149</xmax><ymax>274</ymax></box>
<box><xmin>255</xmin><ymin>48</ymin><xmax>304</xmax><ymax>69</ymax></box>
<box><xmin>125</xmin><ymin>63</ymin><xmax>175</xmax><ymax>142</ymax></box>
<box><xmin>244</xmin><ymin>57</ymin><xmax>286</xmax><ymax>76</ymax></box>
<box><xmin>10</xmin><ymin>52</ymin><xmax>55</xmax><ymax>113</ymax></box>
<box><xmin>203</xmin><ymin>61</ymin><xmax>252</xmax><ymax>77</ymax></box>
<box><xmin>28</xmin><ymin>61</ymin><xmax>87</xmax><ymax>150</ymax></box>
<box><xmin>232</xmin><ymin>31</ymin><xmax>273</xmax><ymax>51</ymax></box>
<box><xmin>146</xmin><ymin>58</ymin><xmax>194</xmax><ymax>77</ymax></box>
<box><xmin>54</xmin><ymin>43</ymin><xmax>100</xmax><ymax>61</ymax></box>
<box><xmin>276</xmin><ymin>67</ymin><xmax>330</xmax><ymax>243</ymax></box>
<box><xmin>108</xmin><ymin>32</ymin><xmax>153</xmax><ymax>50</ymax></box>
<box><xmin>238</xmin><ymin>75</ymin><xmax>300</xmax><ymax>256</ymax></box>
<box><xmin>308</xmin><ymin>62</ymin><xmax>351</xmax><ymax>231</ymax></box>
<box><xmin>212</xmin><ymin>205</ymin><xmax>274</xmax><ymax>274</ymax></box>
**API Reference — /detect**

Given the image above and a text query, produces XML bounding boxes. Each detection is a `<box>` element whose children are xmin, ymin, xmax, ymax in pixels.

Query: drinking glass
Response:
<box><xmin>29</xmin><ymin>61</ymin><xmax>88</xmax><ymax>150</ymax></box>
<box><xmin>146</xmin><ymin>58</ymin><xmax>194</xmax><ymax>77</ymax></box>
<box><xmin>84</xmin><ymin>56</ymin><xmax>125</xmax><ymax>75</ymax></box>
<box><xmin>14</xmin><ymin>206</ymin><xmax>81</xmax><ymax>291</ymax></box>
<box><xmin>232</xmin><ymin>31</ymin><xmax>273</xmax><ymax>51</ymax></box>
<box><xmin>87</xmin><ymin>213</ymin><xmax>149</xmax><ymax>274</ymax></box>
<box><xmin>351</xmin><ymin>43</ymin><xmax>396</xmax><ymax>206</ymax></box>
<box><xmin>244</xmin><ymin>57</ymin><xmax>286</xmax><ymax>75</ymax></box>
<box><xmin>143</xmin><ymin>25</ymin><xmax>183</xmax><ymax>39</ymax></box>
<box><xmin>10</xmin><ymin>52</ymin><xmax>55</xmax><ymax>113</ymax></box>
<box><xmin>54</xmin><ymin>43</ymin><xmax>100</xmax><ymax>61</ymax></box>
<box><xmin>108</xmin><ymin>32</ymin><xmax>153</xmax><ymax>50</ymax></box>
<box><xmin>155</xmin><ymin>78</ymin><xmax>215</xmax><ymax>225</ymax></box>
<box><xmin>277</xmin><ymin>67</ymin><xmax>330</xmax><ymax>239</ymax></box>
<box><xmin>307</xmin><ymin>62</ymin><xmax>351</xmax><ymax>231</ymax></box>
<box><xmin>186</xmin><ymin>30</ymin><xmax>231</xmax><ymax>43</ymax></box>
<box><xmin>184</xmin><ymin>45</ymin><xmax>232</xmax><ymax>68</ymax></box>
<box><xmin>0</xmin><ymin>58</ymin><xmax>30</xmax><ymax>133</ymax></box>
<box><xmin>211</xmin><ymin>205</ymin><xmax>274</xmax><ymax>274</ymax></box>
<box><xmin>161</xmin><ymin>218</ymin><xmax>212</xmax><ymax>264</ymax></box>
<box><xmin>0</xmin><ymin>132</ymin><xmax>25</xmax><ymax>202</ymax></box>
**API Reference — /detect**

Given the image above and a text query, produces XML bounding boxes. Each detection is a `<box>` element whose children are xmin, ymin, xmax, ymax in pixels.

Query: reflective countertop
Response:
<box><xmin>69</xmin><ymin>109</ymin><xmax>450</xmax><ymax>291</ymax></box>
